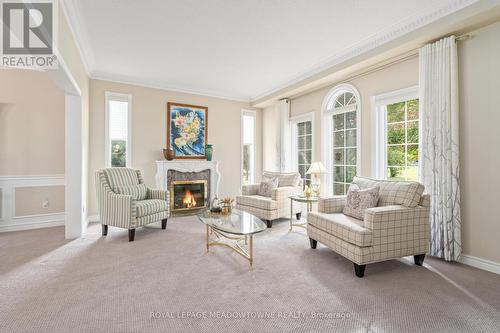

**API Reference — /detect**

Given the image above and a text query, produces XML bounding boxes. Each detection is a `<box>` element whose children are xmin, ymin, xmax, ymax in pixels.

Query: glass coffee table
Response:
<box><xmin>197</xmin><ymin>208</ymin><xmax>267</xmax><ymax>268</ymax></box>
<box><xmin>289</xmin><ymin>195</ymin><xmax>318</xmax><ymax>231</ymax></box>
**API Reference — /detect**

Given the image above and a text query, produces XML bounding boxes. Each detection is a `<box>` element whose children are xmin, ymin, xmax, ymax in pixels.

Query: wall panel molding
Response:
<box><xmin>0</xmin><ymin>175</ymin><xmax>65</xmax><ymax>232</ymax></box>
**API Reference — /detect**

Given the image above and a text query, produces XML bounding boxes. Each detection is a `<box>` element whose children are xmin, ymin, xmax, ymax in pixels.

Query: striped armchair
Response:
<box><xmin>95</xmin><ymin>168</ymin><xmax>170</xmax><ymax>241</ymax></box>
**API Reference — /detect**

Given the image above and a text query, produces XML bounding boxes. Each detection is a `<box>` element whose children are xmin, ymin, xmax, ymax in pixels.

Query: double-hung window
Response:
<box><xmin>374</xmin><ymin>86</ymin><xmax>419</xmax><ymax>181</ymax></box>
<box><xmin>291</xmin><ymin>114</ymin><xmax>313</xmax><ymax>186</ymax></box>
<box><xmin>105</xmin><ymin>92</ymin><xmax>132</xmax><ymax>168</ymax></box>
<box><xmin>242</xmin><ymin>110</ymin><xmax>256</xmax><ymax>185</ymax></box>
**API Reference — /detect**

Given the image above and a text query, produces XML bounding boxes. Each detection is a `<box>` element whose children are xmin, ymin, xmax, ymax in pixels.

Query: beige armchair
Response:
<box><xmin>307</xmin><ymin>176</ymin><xmax>430</xmax><ymax>277</ymax></box>
<box><xmin>236</xmin><ymin>172</ymin><xmax>303</xmax><ymax>228</ymax></box>
<box><xmin>95</xmin><ymin>168</ymin><xmax>170</xmax><ymax>241</ymax></box>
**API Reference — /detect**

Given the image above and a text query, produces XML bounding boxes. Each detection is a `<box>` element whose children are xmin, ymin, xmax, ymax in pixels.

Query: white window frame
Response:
<box><xmin>241</xmin><ymin>109</ymin><xmax>256</xmax><ymax>186</ymax></box>
<box><xmin>321</xmin><ymin>83</ymin><xmax>361</xmax><ymax>196</ymax></box>
<box><xmin>290</xmin><ymin>112</ymin><xmax>314</xmax><ymax>183</ymax></box>
<box><xmin>105</xmin><ymin>92</ymin><xmax>133</xmax><ymax>168</ymax></box>
<box><xmin>372</xmin><ymin>86</ymin><xmax>419</xmax><ymax>179</ymax></box>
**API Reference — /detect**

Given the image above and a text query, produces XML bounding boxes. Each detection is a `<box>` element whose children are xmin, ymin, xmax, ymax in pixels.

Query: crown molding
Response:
<box><xmin>250</xmin><ymin>0</ymin><xmax>480</xmax><ymax>102</ymax></box>
<box><xmin>59</xmin><ymin>0</ymin><xmax>96</xmax><ymax>76</ymax></box>
<box><xmin>91</xmin><ymin>72</ymin><xmax>251</xmax><ymax>103</ymax></box>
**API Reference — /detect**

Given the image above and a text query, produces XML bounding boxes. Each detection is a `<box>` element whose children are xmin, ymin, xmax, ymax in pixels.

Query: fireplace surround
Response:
<box><xmin>156</xmin><ymin>160</ymin><xmax>220</xmax><ymax>215</ymax></box>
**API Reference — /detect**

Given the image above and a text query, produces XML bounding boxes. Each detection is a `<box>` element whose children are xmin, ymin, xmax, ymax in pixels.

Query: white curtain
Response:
<box><xmin>419</xmin><ymin>36</ymin><xmax>461</xmax><ymax>261</ymax></box>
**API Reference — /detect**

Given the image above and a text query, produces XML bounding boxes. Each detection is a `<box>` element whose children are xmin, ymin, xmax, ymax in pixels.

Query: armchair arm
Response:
<box><xmin>271</xmin><ymin>186</ymin><xmax>302</xmax><ymax>202</ymax></box>
<box><xmin>100</xmin><ymin>190</ymin><xmax>135</xmax><ymax>228</ymax></box>
<box><xmin>95</xmin><ymin>171</ymin><xmax>135</xmax><ymax>228</ymax></box>
<box><xmin>318</xmin><ymin>196</ymin><xmax>346</xmax><ymax>213</ymax></box>
<box><xmin>242</xmin><ymin>184</ymin><xmax>260</xmax><ymax>195</ymax></box>
<box><xmin>364</xmin><ymin>205</ymin><xmax>430</xmax><ymax>245</ymax></box>
<box><xmin>147</xmin><ymin>188</ymin><xmax>170</xmax><ymax>201</ymax></box>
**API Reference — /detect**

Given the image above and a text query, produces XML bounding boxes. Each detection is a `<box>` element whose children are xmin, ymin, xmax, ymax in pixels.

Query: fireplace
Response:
<box><xmin>170</xmin><ymin>180</ymin><xmax>208</xmax><ymax>213</ymax></box>
<box><xmin>156</xmin><ymin>160</ymin><xmax>220</xmax><ymax>215</ymax></box>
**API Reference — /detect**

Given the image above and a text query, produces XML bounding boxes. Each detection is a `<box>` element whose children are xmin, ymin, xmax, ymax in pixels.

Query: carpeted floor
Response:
<box><xmin>1</xmin><ymin>216</ymin><xmax>499</xmax><ymax>333</ymax></box>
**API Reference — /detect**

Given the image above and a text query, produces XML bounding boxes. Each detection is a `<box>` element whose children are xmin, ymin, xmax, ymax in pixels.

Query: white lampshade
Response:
<box><xmin>306</xmin><ymin>162</ymin><xmax>328</xmax><ymax>174</ymax></box>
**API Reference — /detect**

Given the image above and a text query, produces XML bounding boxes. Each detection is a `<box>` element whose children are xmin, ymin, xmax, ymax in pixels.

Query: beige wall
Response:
<box><xmin>458</xmin><ymin>21</ymin><xmax>500</xmax><ymax>263</ymax></box>
<box><xmin>0</xmin><ymin>69</ymin><xmax>65</xmax><ymax>175</ymax></box>
<box><xmin>88</xmin><ymin>79</ymin><xmax>261</xmax><ymax>215</ymax></box>
<box><xmin>262</xmin><ymin>104</ymin><xmax>280</xmax><ymax>171</ymax></box>
<box><xmin>287</xmin><ymin>56</ymin><xmax>419</xmax><ymax>177</ymax></box>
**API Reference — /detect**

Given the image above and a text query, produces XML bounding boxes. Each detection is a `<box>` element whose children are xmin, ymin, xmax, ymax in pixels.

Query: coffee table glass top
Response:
<box><xmin>289</xmin><ymin>195</ymin><xmax>319</xmax><ymax>203</ymax></box>
<box><xmin>197</xmin><ymin>208</ymin><xmax>267</xmax><ymax>235</ymax></box>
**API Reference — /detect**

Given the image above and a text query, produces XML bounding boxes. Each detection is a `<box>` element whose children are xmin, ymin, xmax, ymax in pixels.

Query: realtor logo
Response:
<box><xmin>1</xmin><ymin>1</ymin><xmax>57</xmax><ymax>68</ymax></box>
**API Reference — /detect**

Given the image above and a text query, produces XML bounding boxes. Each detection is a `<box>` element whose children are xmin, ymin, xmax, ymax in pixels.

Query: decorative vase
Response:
<box><xmin>163</xmin><ymin>148</ymin><xmax>174</xmax><ymax>161</ymax></box>
<box><xmin>206</xmin><ymin>144</ymin><xmax>213</xmax><ymax>161</ymax></box>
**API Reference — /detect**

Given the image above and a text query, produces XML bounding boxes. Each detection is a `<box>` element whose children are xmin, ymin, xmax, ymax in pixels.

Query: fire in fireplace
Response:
<box><xmin>171</xmin><ymin>180</ymin><xmax>208</xmax><ymax>213</ymax></box>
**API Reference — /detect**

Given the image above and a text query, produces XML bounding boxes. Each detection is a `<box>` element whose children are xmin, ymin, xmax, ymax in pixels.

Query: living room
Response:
<box><xmin>1</xmin><ymin>1</ymin><xmax>500</xmax><ymax>332</ymax></box>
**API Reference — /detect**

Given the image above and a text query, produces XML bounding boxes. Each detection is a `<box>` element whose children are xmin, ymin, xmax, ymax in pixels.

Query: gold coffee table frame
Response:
<box><xmin>205</xmin><ymin>225</ymin><xmax>254</xmax><ymax>267</ymax></box>
<box><xmin>198</xmin><ymin>209</ymin><xmax>266</xmax><ymax>269</ymax></box>
<box><xmin>289</xmin><ymin>195</ymin><xmax>318</xmax><ymax>231</ymax></box>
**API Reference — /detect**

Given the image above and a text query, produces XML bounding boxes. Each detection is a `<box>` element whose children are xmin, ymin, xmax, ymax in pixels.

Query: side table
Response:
<box><xmin>289</xmin><ymin>195</ymin><xmax>318</xmax><ymax>232</ymax></box>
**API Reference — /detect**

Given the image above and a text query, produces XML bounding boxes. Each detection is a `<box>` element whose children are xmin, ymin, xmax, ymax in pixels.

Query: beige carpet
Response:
<box><xmin>1</xmin><ymin>216</ymin><xmax>499</xmax><ymax>333</ymax></box>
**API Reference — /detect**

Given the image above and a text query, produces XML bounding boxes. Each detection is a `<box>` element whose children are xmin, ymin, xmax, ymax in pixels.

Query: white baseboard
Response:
<box><xmin>0</xmin><ymin>219</ymin><xmax>65</xmax><ymax>232</ymax></box>
<box><xmin>460</xmin><ymin>254</ymin><xmax>500</xmax><ymax>275</ymax></box>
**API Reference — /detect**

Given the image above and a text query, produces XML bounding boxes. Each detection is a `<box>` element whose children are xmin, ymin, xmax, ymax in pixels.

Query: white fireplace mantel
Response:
<box><xmin>155</xmin><ymin>160</ymin><xmax>220</xmax><ymax>201</ymax></box>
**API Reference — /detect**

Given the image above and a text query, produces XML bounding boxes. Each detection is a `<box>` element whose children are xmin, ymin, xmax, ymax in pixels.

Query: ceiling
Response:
<box><xmin>63</xmin><ymin>0</ymin><xmax>478</xmax><ymax>102</ymax></box>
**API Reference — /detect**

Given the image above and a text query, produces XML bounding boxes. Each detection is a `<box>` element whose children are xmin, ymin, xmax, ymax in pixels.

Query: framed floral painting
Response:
<box><xmin>167</xmin><ymin>102</ymin><xmax>208</xmax><ymax>159</ymax></box>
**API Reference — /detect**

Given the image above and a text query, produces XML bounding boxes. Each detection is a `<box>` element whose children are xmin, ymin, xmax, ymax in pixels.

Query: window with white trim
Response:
<box><xmin>291</xmin><ymin>115</ymin><xmax>313</xmax><ymax>186</ymax></box>
<box><xmin>374</xmin><ymin>86</ymin><xmax>419</xmax><ymax>181</ymax></box>
<box><xmin>105</xmin><ymin>92</ymin><xmax>132</xmax><ymax>168</ymax></box>
<box><xmin>242</xmin><ymin>110</ymin><xmax>256</xmax><ymax>185</ymax></box>
<box><xmin>322</xmin><ymin>84</ymin><xmax>361</xmax><ymax>196</ymax></box>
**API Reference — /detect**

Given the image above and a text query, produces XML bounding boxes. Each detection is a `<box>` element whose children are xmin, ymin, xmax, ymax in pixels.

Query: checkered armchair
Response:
<box><xmin>236</xmin><ymin>171</ymin><xmax>303</xmax><ymax>228</ymax></box>
<box><xmin>95</xmin><ymin>168</ymin><xmax>170</xmax><ymax>241</ymax></box>
<box><xmin>307</xmin><ymin>176</ymin><xmax>430</xmax><ymax>277</ymax></box>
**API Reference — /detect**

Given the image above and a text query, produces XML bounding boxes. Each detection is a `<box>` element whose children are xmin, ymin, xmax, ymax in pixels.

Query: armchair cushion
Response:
<box><xmin>308</xmin><ymin>212</ymin><xmax>373</xmax><ymax>247</ymax></box>
<box><xmin>353</xmin><ymin>176</ymin><xmax>424</xmax><ymax>208</ymax></box>
<box><xmin>258</xmin><ymin>176</ymin><xmax>279</xmax><ymax>197</ymax></box>
<box><xmin>343</xmin><ymin>184</ymin><xmax>379</xmax><ymax>220</ymax></box>
<box><xmin>135</xmin><ymin>199</ymin><xmax>169</xmax><ymax>218</ymax></box>
<box><xmin>236</xmin><ymin>195</ymin><xmax>277</xmax><ymax>210</ymax></box>
<box><xmin>114</xmin><ymin>184</ymin><xmax>148</xmax><ymax>200</ymax></box>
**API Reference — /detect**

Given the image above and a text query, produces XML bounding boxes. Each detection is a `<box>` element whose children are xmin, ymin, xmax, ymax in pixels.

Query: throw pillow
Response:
<box><xmin>343</xmin><ymin>184</ymin><xmax>380</xmax><ymax>220</ymax></box>
<box><xmin>258</xmin><ymin>177</ymin><xmax>279</xmax><ymax>197</ymax></box>
<box><xmin>114</xmin><ymin>184</ymin><xmax>148</xmax><ymax>200</ymax></box>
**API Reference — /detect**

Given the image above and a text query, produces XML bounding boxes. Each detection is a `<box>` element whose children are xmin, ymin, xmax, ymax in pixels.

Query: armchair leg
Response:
<box><xmin>102</xmin><ymin>224</ymin><xmax>108</xmax><ymax>236</ymax></box>
<box><xmin>161</xmin><ymin>218</ymin><xmax>168</xmax><ymax>230</ymax></box>
<box><xmin>414</xmin><ymin>254</ymin><xmax>426</xmax><ymax>266</ymax></box>
<box><xmin>353</xmin><ymin>263</ymin><xmax>366</xmax><ymax>278</ymax></box>
<box><xmin>309</xmin><ymin>238</ymin><xmax>317</xmax><ymax>249</ymax></box>
<box><xmin>128</xmin><ymin>229</ymin><xmax>136</xmax><ymax>242</ymax></box>
<box><xmin>265</xmin><ymin>220</ymin><xmax>273</xmax><ymax>228</ymax></box>
<box><xmin>296</xmin><ymin>212</ymin><xmax>302</xmax><ymax>220</ymax></box>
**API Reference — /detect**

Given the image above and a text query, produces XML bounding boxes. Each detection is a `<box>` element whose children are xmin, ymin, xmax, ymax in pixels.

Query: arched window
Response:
<box><xmin>322</xmin><ymin>84</ymin><xmax>361</xmax><ymax>195</ymax></box>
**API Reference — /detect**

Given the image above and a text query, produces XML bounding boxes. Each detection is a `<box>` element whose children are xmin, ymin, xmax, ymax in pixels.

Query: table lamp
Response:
<box><xmin>306</xmin><ymin>162</ymin><xmax>328</xmax><ymax>197</ymax></box>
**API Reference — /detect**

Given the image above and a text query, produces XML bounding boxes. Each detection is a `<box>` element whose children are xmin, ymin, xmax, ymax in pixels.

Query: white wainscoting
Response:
<box><xmin>0</xmin><ymin>175</ymin><xmax>65</xmax><ymax>232</ymax></box>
